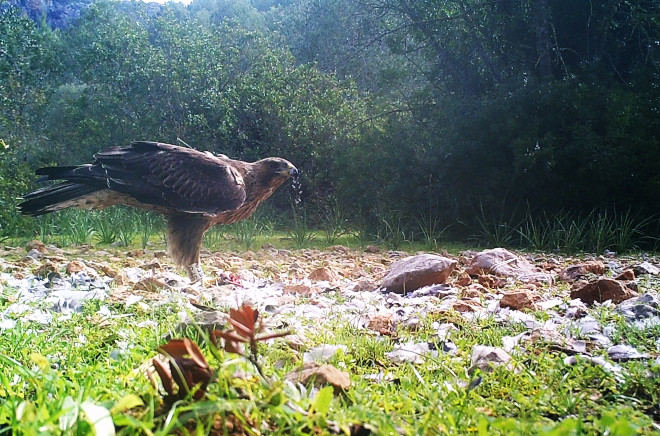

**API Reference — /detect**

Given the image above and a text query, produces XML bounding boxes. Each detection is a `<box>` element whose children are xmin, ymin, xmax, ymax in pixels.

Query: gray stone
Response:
<box><xmin>634</xmin><ymin>261</ymin><xmax>660</xmax><ymax>276</ymax></box>
<box><xmin>467</xmin><ymin>248</ymin><xmax>554</xmax><ymax>284</ymax></box>
<box><xmin>607</xmin><ymin>344</ymin><xmax>650</xmax><ymax>361</ymax></box>
<box><xmin>617</xmin><ymin>293</ymin><xmax>660</xmax><ymax>320</ymax></box>
<box><xmin>469</xmin><ymin>345</ymin><xmax>514</xmax><ymax>374</ymax></box>
<box><xmin>385</xmin><ymin>341</ymin><xmax>437</xmax><ymax>364</ymax></box>
<box><xmin>381</xmin><ymin>254</ymin><xmax>457</xmax><ymax>294</ymax></box>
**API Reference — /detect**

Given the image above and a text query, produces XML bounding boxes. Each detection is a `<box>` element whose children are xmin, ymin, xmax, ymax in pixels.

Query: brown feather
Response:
<box><xmin>19</xmin><ymin>141</ymin><xmax>298</xmax><ymax>270</ymax></box>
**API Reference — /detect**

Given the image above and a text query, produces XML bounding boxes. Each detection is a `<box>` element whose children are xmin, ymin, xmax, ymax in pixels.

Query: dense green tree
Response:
<box><xmin>328</xmin><ymin>0</ymin><xmax>660</xmax><ymax>228</ymax></box>
<box><xmin>0</xmin><ymin>2</ymin><xmax>61</xmax><ymax>233</ymax></box>
<box><xmin>0</xmin><ymin>0</ymin><xmax>658</xmax><ymax>243</ymax></box>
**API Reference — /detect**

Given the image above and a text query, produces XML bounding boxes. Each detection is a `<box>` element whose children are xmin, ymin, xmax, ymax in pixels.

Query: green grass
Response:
<box><xmin>5</xmin><ymin>208</ymin><xmax>474</xmax><ymax>257</ymax></box>
<box><xmin>515</xmin><ymin>209</ymin><xmax>656</xmax><ymax>255</ymax></box>
<box><xmin>1</xmin><ymin>207</ymin><xmax>659</xmax><ymax>433</ymax></box>
<box><xmin>7</xmin><ymin>205</ymin><xmax>658</xmax><ymax>256</ymax></box>
<box><xmin>1</xmin><ymin>293</ymin><xmax>656</xmax><ymax>434</ymax></box>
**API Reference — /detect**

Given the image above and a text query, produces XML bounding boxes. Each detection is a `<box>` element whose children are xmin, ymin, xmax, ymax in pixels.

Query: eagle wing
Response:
<box><xmin>93</xmin><ymin>141</ymin><xmax>247</xmax><ymax>214</ymax></box>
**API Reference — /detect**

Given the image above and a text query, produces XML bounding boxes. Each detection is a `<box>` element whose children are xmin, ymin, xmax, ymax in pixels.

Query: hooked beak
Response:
<box><xmin>289</xmin><ymin>167</ymin><xmax>299</xmax><ymax>180</ymax></box>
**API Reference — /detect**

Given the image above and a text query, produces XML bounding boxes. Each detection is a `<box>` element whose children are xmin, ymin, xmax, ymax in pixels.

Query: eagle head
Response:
<box><xmin>259</xmin><ymin>157</ymin><xmax>298</xmax><ymax>181</ymax></box>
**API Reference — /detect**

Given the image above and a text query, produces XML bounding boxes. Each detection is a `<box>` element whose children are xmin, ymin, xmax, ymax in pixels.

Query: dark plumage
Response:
<box><xmin>19</xmin><ymin>141</ymin><xmax>298</xmax><ymax>281</ymax></box>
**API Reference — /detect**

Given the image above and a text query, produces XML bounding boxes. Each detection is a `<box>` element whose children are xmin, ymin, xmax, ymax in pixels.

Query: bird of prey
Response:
<box><xmin>19</xmin><ymin>141</ymin><xmax>298</xmax><ymax>282</ymax></box>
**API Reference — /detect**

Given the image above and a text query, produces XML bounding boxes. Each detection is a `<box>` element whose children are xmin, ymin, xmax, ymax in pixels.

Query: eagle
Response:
<box><xmin>18</xmin><ymin>141</ymin><xmax>298</xmax><ymax>282</ymax></box>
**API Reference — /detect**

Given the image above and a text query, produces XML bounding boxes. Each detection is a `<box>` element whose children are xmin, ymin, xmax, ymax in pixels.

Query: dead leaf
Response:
<box><xmin>155</xmin><ymin>338</ymin><xmax>212</xmax><ymax>400</ymax></box>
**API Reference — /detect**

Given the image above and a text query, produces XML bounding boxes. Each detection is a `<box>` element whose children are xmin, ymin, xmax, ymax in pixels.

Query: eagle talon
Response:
<box><xmin>187</xmin><ymin>263</ymin><xmax>205</xmax><ymax>283</ymax></box>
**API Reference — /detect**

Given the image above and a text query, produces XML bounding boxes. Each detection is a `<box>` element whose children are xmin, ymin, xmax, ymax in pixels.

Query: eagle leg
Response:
<box><xmin>187</xmin><ymin>263</ymin><xmax>205</xmax><ymax>283</ymax></box>
<box><xmin>166</xmin><ymin>214</ymin><xmax>213</xmax><ymax>283</ymax></box>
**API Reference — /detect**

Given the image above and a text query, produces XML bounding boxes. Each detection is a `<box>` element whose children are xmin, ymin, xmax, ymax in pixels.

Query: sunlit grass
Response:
<box><xmin>0</xmin><ymin>271</ymin><xmax>658</xmax><ymax>433</ymax></box>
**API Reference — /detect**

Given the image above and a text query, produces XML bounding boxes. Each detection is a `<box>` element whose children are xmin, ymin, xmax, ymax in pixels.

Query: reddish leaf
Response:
<box><xmin>255</xmin><ymin>331</ymin><xmax>293</xmax><ymax>342</ymax></box>
<box><xmin>213</xmin><ymin>330</ymin><xmax>248</xmax><ymax>344</ymax></box>
<box><xmin>183</xmin><ymin>338</ymin><xmax>210</xmax><ymax>370</ymax></box>
<box><xmin>158</xmin><ymin>338</ymin><xmax>209</xmax><ymax>370</ymax></box>
<box><xmin>229</xmin><ymin>305</ymin><xmax>259</xmax><ymax>338</ymax></box>
<box><xmin>211</xmin><ymin>330</ymin><xmax>247</xmax><ymax>355</ymax></box>
<box><xmin>169</xmin><ymin>359</ymin><xmax>211</xmax><ymax>400</ymax></box>
<box><xmin>157</xmin><ymin>339</ymin><xmax>187</xmax><ymax>359</ymax></box>
<box><xmin>156</xmin><ymin>338</ymin><xmax>212</xmax><ymax>400</ymax></box>
<box><xmin>209</xmin><ymin>330</ymin><xmax>218</xmax><ymax>348</ymax></box>
<box><xmin>152</xmin><ymin>357</ymin><xmax>174</xmax><ymax>396</ymax></box>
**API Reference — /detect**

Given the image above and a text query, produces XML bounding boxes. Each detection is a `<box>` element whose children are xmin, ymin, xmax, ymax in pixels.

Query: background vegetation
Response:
<box><xmin>1</xmin><ymin>0</ymin><xmax>659</xmax><ymax>251</ymax></box>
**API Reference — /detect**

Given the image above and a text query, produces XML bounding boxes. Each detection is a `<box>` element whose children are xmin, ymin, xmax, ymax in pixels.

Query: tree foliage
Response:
<box><xmin>0</xmin><ymin>0</ymin><xmax>658</xmax><ymax>245</ymax></box>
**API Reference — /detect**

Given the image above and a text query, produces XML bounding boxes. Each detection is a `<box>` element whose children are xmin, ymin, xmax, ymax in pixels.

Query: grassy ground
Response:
<box><xmin>1</xmin><ymin>287</ymin><xmax>657</xmax><ymax>435</ymax></box>
<box><xmin>1</xmin><ymin>209</ymin><xmax>659</xmax><ymax>434</ymax></box>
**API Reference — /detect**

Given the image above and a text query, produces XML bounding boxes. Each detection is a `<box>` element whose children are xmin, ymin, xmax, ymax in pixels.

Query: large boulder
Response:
<box><xmin>467</xmin><ymin>248</ymin><xmax>554</xmax><ymax>284</ymax></box>
<box><xmin>381</xmin><ymin>254</ymin><xmax>457</xmax><ymax>294</ymax></box>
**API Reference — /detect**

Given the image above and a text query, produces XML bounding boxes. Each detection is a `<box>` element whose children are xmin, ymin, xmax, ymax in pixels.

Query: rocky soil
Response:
<box><xmin>2</xmin><ymin>241</ymin><xmax>659</xmax><ymax>375</ymax></box>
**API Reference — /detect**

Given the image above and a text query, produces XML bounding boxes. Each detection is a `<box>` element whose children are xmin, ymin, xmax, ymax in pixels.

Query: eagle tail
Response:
<box><xmin>35</xmin><ymin>166</ymin><xmax>84</xmax><ymax>179</ymax></box>
<box><xmin>18</xmin><ymin>182</ymin><xmax>101</xmax><ymax>216</ymax></box>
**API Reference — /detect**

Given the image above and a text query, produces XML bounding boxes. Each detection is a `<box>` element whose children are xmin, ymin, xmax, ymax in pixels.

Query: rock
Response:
<box><xmin>537</xmin><ymin>298</ymin><xmax>563</xmax><ymax>310</ymax></box>
<box><xmin>381</xmin><ymin>254</ymin><xmax>457</xmax><ymax>294</ymax></box>
<box><xmin>616</xmin><ymin>293</ymin><xmax>660</xmax><ymax>329</ymax></box>
<box><xmin>558</xmin><ymin>261</ymin><xmax>606</xmax><ymax>281</ymax></box>
<box><xmin>467</xmin><ymin>248</ymin><xmax>553</xmax><ymax>284</ymax></box>
<box><xmin>350</xmin><ymin>278</ymin><xmax>377</xmax><ymax>292</ymax></box>
<box><xmin>614</xmin><ymin>269</ymin><xmax>635</xmax><ymax>281</ymax></box>
<box><xmin>308</xmin><ymin>267</ymin><xmax>340</xmax><ymax>282</ymax></box>
<box><xmin>563</xmin><ymin>356</ymin><xmax>623</xmax><ymax>379</ymax></box>
<box><xmin>385</xmin><ymin>341</ymin><xmax>436</xmax><ymax>364</ymax></box>
<box><xmin>329</xmin><ymin>245</ymin><xmax>350</xmax><ymax>253</ymax></box>
<box><xmin>91</xmin><ymin>251</ymin><xmax>112</xmax><ymax>259</ymax></box>
<box><xmin>34</xmin><ymin>261</ymin><xmax>60</xmax><ymax>278</ymax></box>
<box><xmin>633</xmin><ymin>261</ymin><xmax>659</xmax><ymax>276</ymax></box>
<box><xmin>367</xmin><ymin>313</ymin><xmax>395</xmax><ymax>336</ymax></box>
<box><xmin>455</xmin><ymin>272</ymin><xmax>472</xmax><ymax>286</ymax></box>
<box><xmin>503</xmin><ymin>329</ymin><xmax>586</xmax><ymax>354</ymax></box>
<box><xmin>96</xmin><ymin>263</ymin><xmax>120</xmax><ymax>278</ymax></box>
<box><xmin>24</xmin><ymin>249</ymin><xmax>44</xmax><ymax>261</ymax></box>
<box><xmin>10</xmin><ymin>0</ymin><xmax>96</xmax><ymax>29</ymax></box>
<box><xmin>607</xmin><ymin>344</ymin><xmax>650</xmax><ymax>361</ymax></box>
<box><xmin>174</xmin><ymin>311</ymin><xmax>228</xmax><ymax>335</ymax></box>
<box><xmin>285</xmin><ymin>334</ymin><xmax>307</xmax><ymax>351</ymax></box>
<box><xmin>26</xmin><ymin>240</ymin><xmax>48</xmax><ymax>254</ymax></box>
<box><xmin>469</xmin><ymin>345</ymin><xmax>513</xmax><ymax>374</ymax></box>
<box><xmin>303</xmin><ymin>344</ymin><xmax>347</xmax><ymax>363</ymax></box>
<box><xmin>139</xmin><ymin>260</ymin><xmax>162</xmax><ymax>270</ymax></box>
<box><xmin>283</xmin><ymin>284</ymin><xmax>319</xmax><ymax>295</ymax></box>
<box><xmin>477</xmin><ymin>274</ymin><xmax>506</xmax><ymax>288</ymax></box>
<box><xmin>260</xmin><ymin>243</ymin><xmax>277</xmax><ymax>253</ymax></box>
<box><xmin>65</xmin><ymin>260</ymin><xmax>87</xmax><ymax>274</ymax></box>
<box><xmin>241</xmin><ymin>250</ymin><xmax>256</xmax><ymax>260</ymax></box>
<box><xmin>46</xmin><ymin>244</ymin><xmax>64</xmax><ymax>254</ymax></box>
<box><xmin>285</xmin><ymin>362</ymin><xmax>351</xmax><ymax>394</ymax></box>
<box><xmin>453</xmin><ymin>299</ymin><xmax>482</xmax><ymax>313</ymax></box>
<box><xmin>499</xmin><ymin>290</ymin><xmax>537</xmax><ymax>311</ymax></box>
<box><xmin>134</xmin><ymin>276</ymin><xmax>172</xmax><ymax>292</ymax></box>
<box><xmin>570</xmin><ymin>278</ymin><xmax>637</xmax><ymax>305</ymax></box>
<box><xmin>127</xmin><ymin>249</ymin><xmax>144</xmax><ymax>258</ymax></box>
<box><xmin>461</xmin><ymin>287</ymin><xmax>483</xmax><ymax>298</ymax></box>
<box><xmin>46</xmin><ymin>289</ymin><xmax>107</xmax><ymax>313</ymax></box>
<box><xmin>236</xmin><ymin>269</ymin><xmax>258</xmax><ymax>284</ymax></box>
